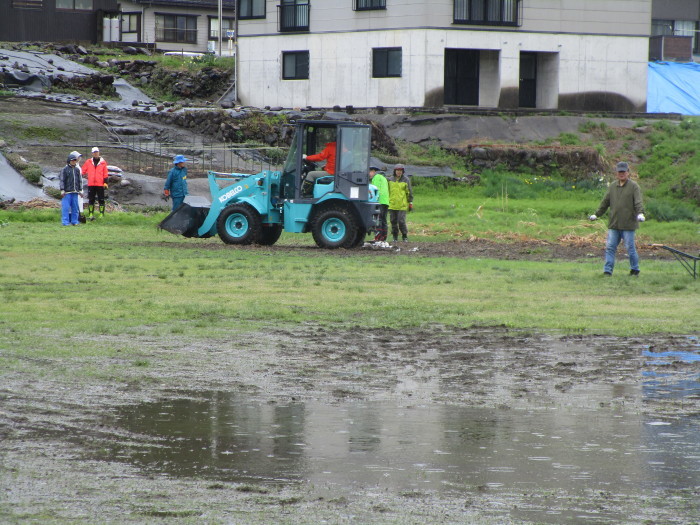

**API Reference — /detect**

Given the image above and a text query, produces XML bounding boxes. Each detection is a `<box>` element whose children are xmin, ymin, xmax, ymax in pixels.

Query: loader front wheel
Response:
<box><xmin>257</xmin><ymin>223</ymin><xmax>283</xmax><ymax>246</ymax></box>
<box><xmin>311</xmin><ymin>206</ymin><xmax>358</xmax><ymax>249</ymax></box>
<box><xmin>217</xmin><ymin>203</ymin><xmax>262</xmax><ymax>245</ymax></box>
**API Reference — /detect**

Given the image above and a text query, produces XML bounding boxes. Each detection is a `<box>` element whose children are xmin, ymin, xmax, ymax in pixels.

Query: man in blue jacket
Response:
<box><xmin>164</xmin><ymin>154</ymin><xmax>189</xmax><ymax>211</ymax></box>
<box><xmin>59</xmin><ymin>152</ymin><xmax>83</xmax><ymax>226</ymax></box>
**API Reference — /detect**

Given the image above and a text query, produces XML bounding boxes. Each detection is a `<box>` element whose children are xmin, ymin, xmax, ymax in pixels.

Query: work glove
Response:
<box><xmin>60</xmin><ymin>190</ymin><xmax>65</xmax><ymax>197</ymax></box>
<box><xmin>104</xmin><ymin>183</ymin><xmax>108</xmax><ymax>189</ymax></box>
<box><xmin>409</xmin><ymin>203</ymin><xmax>413</xmax><ymax>212</ymax></box>
<box><xmin>637</xmin><ymin>213</ymin><xmax>645</xmax><ymax>222</ymax></box>
<box><xmin>302</xmin><ymin>154</ymin><xmax>307</xmax><ymax>159</ymax></box>
<box><xmin>588</xmin><ymin>214</ymin><xmax>597</xmax><ymax>221</ymax></box>
<box><xmin>163</xmin><ymin>189</ymin><xmax>170</xmax><ymax>197</ymax></box>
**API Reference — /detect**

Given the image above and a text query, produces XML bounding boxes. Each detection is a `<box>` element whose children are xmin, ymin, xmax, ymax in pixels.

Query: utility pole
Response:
<box><xmin>233</xmin><ymin>0</ymin><xmax>238</xmax><ymax>104</ymax></box>
<box><xmin>218</xmin><ymin>0</ymin><xmax>223</xmax><ymax>56</ymax></box>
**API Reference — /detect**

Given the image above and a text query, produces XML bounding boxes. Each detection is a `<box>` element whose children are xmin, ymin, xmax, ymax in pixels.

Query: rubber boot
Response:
<box><xmin>301</xmin><ymin>180</ymin><xmax>314</xmax><ymax>197</ymax></box>
<box><xmin>99</xmin><ymin>204</ymin><xmax>105</xmax><ymax>218</ymax></box>
<box><xmin>87</xmin><ymin>205</ymin><xmax>95</xmax><ymax>221</ymax></box>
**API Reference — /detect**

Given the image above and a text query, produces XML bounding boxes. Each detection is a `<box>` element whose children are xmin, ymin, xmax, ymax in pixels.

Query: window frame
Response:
<box><xmin>282</xmin><ymin>50</ymin><xmax>310</xmax><ymax>80</ymax></box>
<box><xmin>56</xmin><ymin>0</ymin><xmax>93</xmax><ymax>11</ymax></box>
<box><xmin>372</xmin><ymin>47</ymin><xmax>402</xmax><ymax>78</ymax></box>
<box><xmin>155</xmin><ymin>13</ymin><xmax>199</xmax><ymax>44</ymax></box>
<box><xmin>453</xmin><ymin>0</ymin><xmax>520</xmax><ymax>27</ymax></box>
<box><xmin>278</xmin><ymin>0</ymin><xmax>310</xmax><ymax>32</ymax></box>
<box><xmin>354</xmin><ymin>0</ymin><xmax>386</xmax><ymax>11</ymax></box>
<box><xmin>12</xmin><ymin>0</ymin><xmax>43</xmax><ymax>9</ymax></box>
<box><xmin>121</xmin><ymin>12</ymin><xmax>140</xmax><ymax>34</ymax></box>
<box><xmin>208</xmin><ymin>16</ymin><xmax>236</xmax><ymax>40</ymax></box>
<box><xmin>238</xmin><ymin>0</ymin><xmax>266</xmax><ymax>20</ymax></box>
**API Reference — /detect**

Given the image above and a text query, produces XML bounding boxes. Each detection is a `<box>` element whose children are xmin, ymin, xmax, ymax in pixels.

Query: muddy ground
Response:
<box><xmin>2</xmin><ymin>325</ymin><xmax>699</xmax><ymax>524</ymax></box>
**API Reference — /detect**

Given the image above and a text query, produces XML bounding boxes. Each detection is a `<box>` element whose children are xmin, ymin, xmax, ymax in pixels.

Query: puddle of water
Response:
<box><xmin>0</xmin><ymin>153</ymin><xmax>48</xmax><ymax>202</ymax></box>
<box><xmin>98</xmin><ymin>386</ymin><xmax>700</xmax><ymax>501</ymax></box>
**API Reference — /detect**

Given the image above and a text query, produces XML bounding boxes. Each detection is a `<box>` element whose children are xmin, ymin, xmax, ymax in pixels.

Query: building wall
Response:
<box><xmin>239</xmin><ymin>0</ymin><xmax>651</xmax><ymax>36</ymax></box>
<box><xmin>237</xmin><ymin>0</ymin><xmax>651</xmax><ymax>110</ymax></box>
<box><xmin>237</xmin><ymin>28</ymin><xmax>648</xmax><ymax>111</ymax></box>
<box><xmin>0</xmin><ymin>0</ymin><xmax>119</xmax><ymax>43</ymax></box>
<box><xmin>119</xmin><ymin>0</ymin><xmax>235</xmax><ymax>52</ymax></box>
<box><xmin>652</xmin><ymin>0</ymin><xmax>700</xmax><ymax>19</ymax></box>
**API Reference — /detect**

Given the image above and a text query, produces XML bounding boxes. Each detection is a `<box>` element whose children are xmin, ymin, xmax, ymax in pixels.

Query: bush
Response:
<box><xmin>22</xmin><ymin>165</ymin><xmax>42</xmax><ymax>185</ymax></box>
<box><xmin>646</xmin><ymin>198</ymin><xmax>699</xmax><ymax>222</ymax></box>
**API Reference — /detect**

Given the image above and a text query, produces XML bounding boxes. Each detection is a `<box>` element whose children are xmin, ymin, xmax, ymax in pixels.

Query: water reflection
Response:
<box><xmin>103</xmin><ymin>387</ymin><xmax>700</xmax><ymax>497</ymax></box>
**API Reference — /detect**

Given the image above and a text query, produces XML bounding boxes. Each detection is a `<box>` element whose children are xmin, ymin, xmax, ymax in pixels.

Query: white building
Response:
<box><xmin>236</xmin><ymin>0</ymin><xmax>651</xmax><ymax>111</ymax></box>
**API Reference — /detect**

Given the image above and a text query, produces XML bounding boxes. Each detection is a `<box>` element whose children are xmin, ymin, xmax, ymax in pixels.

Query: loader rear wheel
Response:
<box><xmin>311</xmin><ymin>206</ymin><xmax>358</xmax><ymax>249</ymax></box>
<box><xmin>257</xmin><ymin>223</ymin><xmax>283</xmax><ymax>246</ymax></box>
<box><xmin>217</xmin><ymin>203</ymin><xmax>262</xmax><ymax>245</ymax></box>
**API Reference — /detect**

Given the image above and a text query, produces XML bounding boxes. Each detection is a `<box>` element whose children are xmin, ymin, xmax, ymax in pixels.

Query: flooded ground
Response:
<box><xmin>1</xmin><ymin>327</ymin><xmax>699</xmax><ymax>523</ymax></box>
<box><xmin>0</xmin><ymin>153</ymin><xmax>48</xmax><ymax>202</ymax></box>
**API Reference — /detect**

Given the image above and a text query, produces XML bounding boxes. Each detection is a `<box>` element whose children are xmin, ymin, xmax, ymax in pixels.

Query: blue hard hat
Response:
<box><xmin>173</xmin><ymin>154</ymin><xmax>189</xmax><ymax>164</ymax></box>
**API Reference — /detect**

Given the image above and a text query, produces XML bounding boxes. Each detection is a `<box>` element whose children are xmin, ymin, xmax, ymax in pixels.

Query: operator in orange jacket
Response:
<box><xmin>302</xmin><ymin>141</ymin><xmax>336</xmax><ymax>196</ymax></box>
<box><xmin>81</xmin><ymin>146</ymin><xmax>109</xmax><ymax>219</ymax></box>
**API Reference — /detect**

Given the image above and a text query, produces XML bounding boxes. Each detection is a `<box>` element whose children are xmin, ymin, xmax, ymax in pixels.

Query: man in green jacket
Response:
<box><xmin>369</xmin><ymin>165</ymin><xmax>389</xmax><ymax>241</ymax></box>
<box><xmin>589</xmin><ymin>161</ymin><xmax>645</xmax><ymax>276</ymax></box>
<box><xmin>388</xmin><ymin>163</ymin><xmax>413</xmax><ymax>242</ymax></box>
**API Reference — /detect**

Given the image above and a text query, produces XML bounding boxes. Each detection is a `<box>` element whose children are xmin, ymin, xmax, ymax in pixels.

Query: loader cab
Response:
<box><xmin>281</xmin><ymin>120</ymin><xmax>371</xmax><ymax>201</ymax></box>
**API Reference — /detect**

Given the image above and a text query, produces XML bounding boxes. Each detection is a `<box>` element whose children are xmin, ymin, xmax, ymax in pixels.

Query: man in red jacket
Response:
<box><xmin>302</xmin><ymin>141</ymin><xmax>336</xmax><ymax>196</ymax></box>
<box><xmin>81</xmin><ymin>146</ymin><xmax>109</xmax><ymax>219</ymax></box>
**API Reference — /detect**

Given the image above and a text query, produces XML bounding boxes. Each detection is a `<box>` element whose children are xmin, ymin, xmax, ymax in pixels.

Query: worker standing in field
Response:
<box><xmin>388</xmin><ymin>163</ymin><xmax>413</xmax><ymax>242</ymax></box>
<box><xmin>59</xmin><ymin>152</ymin><xmax>83</xmax><ymax>226</ymax></box>
<box><xmin>81</xmin><ymin>146</ymin><xmax>109</xmax><ymax>220</ymax></box>
<box><xmin>69</xmin><ymin>150</ymin><xmax>85</xmax><ymax>218</ymax></box>
<box><xmin>164</xmin><ymin>154</ymin><xmax>189</xmax><ymax>211</ymax></box>
<box><xmin>369</xmin><ymin>165</ymin><xmax>389</xmax><ymax>241</ymax></box>
<box><xmin>589</xmin><ymin>161</ymin><xmax>645</xmax><ymax>276</ymax></box>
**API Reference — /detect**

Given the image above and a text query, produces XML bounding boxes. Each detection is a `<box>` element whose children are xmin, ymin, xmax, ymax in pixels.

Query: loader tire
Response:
<box><xmin>348</xmin><ymin>227</ymin><xmax>367</xmax><ymax>248</ymax></box>
<box><xmin>257</xmin><ymin>223</ymin><xmax>283</xmax><ymax>246</ymax></box>
<box><xmin>311</xmin><ymin>205</ymin><xmax>358</xmax><ymax>249</ymax></box>
<box><xmin>217</xmin><ymin>203</ymin><xmax>262</xmax><ymax>245</ymax></box>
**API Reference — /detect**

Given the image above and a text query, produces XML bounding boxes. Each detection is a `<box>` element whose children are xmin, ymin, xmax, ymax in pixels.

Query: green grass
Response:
<box><xmin>0</xmin><ymin>208</ymin><xmax>697</xmax><ymax>367</ymax></box>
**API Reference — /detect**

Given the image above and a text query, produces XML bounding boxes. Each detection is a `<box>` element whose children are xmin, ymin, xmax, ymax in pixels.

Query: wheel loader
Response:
<box><xmin>159</xmin><ymin>120</ymin><xmax>380</xmax><ymax>249</ymax></box>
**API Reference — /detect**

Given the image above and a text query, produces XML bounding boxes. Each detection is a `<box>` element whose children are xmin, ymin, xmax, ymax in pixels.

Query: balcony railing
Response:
<box><xmin>278</xmin><ymin>3</ymin><xmax>310</xmax><ymax>32</ymax></box>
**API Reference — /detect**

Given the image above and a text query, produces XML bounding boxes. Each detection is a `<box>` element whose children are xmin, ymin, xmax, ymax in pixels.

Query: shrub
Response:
<box><xmin>645</xmin><ymin>198</ymin><xmax>699</xmax><ymax>222</ymax></box>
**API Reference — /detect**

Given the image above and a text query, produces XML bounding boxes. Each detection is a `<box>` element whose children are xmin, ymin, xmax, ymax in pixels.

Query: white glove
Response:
<box><xmin>589</xmin><ymin>214</ymin><xmax>597</xmax><ymax>221</ymax></box>
<box><xmin>302</xmin><ymin>154</ymin><xmax>307</xmax><ymax>159</ymax></box>
<box><xmin>637</xmin><ymin>213</ymin><xmax>645</xmax><ymax>222</ymax></box>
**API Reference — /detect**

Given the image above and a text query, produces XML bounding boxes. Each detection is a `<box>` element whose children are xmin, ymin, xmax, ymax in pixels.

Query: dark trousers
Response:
<box><xmin>389</xmin><ymin>209</ymin><xmax>408</xmax><ymax>238</ymax></box>
<box><xmin>87</xmin><ymin>185</ymin><xmax>105</xmax><ymax>206</ymax></box>
<box><xmin>375</xmin><ymin>204</ymin><xmax>388</xmax><ymax>241</ymax></box>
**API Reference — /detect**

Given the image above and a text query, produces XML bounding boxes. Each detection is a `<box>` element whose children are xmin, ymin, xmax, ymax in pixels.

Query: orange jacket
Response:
<box><xmin>81</xmin><ymin>157</ymin><xmax>109</xmax><ymax>186</ymax></box>
<box><xmin>306</xmin><ymin>142</ymin><xmax>336</xmax><ymax>175</ymax></box>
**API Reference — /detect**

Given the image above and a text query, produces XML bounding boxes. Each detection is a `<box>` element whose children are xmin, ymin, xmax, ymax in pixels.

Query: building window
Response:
<box><xmin>209</xmin><ymin>17</ymin><xmax>235</xmax><ymax>39</ymax></box>
<box><xmin>121</xmin><ymin>13</ymin><xmax>140</xmax><ymax>34</ymax></box>
<box><xmin>282</xmin><ymin>51</ymin><xmax>309</xmax><ymax>80</ymax></box>
<box><xmin>652</xmin><ymin>19</ymin><xmax>700</xmax><ymax>54</ymax></box>
<box><xmin>155</xmin><ymin>14</ymin><xmax>198</xmax><ymax>44</ymax></box>
<box><xmin>56</xmin><ymin>0</ymin><xmax>92</xmax><ymax>10</ymax></box>
<box><xmin>372</xmin><ymin>47</ymin><xmax>401</xmax><ymax>78</ymax></box>
<box><xmin>239</xmin><ymin>0</ymin><xmax>265</xmax><ymax>19</ymax></box>
<box><xmin>454</xmin><ymin>0</ymin><xmax>519</xmax><ymax>26</ymax></box>
<box><xmin>12</xmin><ymin>0</ymin><xmax>43</xmax><ymax>8</ymax></box>
<box><xmin>354</xmin><ymin>0</ymin><xmax>385</xmax><ymax>10</ymax></box>
<box><xmin>279</xmin><ymin>0</ymin><xmax>310</xmax><ymax>32</ymax></box>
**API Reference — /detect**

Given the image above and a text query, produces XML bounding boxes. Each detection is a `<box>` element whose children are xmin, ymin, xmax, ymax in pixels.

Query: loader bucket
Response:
<box><xmin>158</xmin><ymin>203</ymin><xmax>212</xmax><ymax>238</ymax></box>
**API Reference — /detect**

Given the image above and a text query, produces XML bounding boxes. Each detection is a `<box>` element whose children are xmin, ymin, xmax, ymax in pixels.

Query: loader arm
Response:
<box><xmin>198</xmin><ymin>170</ymin><xmax>280</xmax><ymax>237</ymax></box>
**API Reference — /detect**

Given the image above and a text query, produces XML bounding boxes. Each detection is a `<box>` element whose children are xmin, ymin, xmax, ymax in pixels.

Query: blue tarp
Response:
<box><xmin>648</xmin><ymin>61</ymin><xmax>700</xmax><ymax>115</ymax></box>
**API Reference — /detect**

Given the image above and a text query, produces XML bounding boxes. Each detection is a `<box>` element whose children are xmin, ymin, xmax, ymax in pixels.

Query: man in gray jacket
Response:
<box><xmin>589</xmin><ymin>161</ymin><xmax>645</xmax><ymax>276</ymax></box>
<box><xmin>59</xmin><ymin>152</ymin><xmax>83</xmax><ymax>226</ymax></box>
